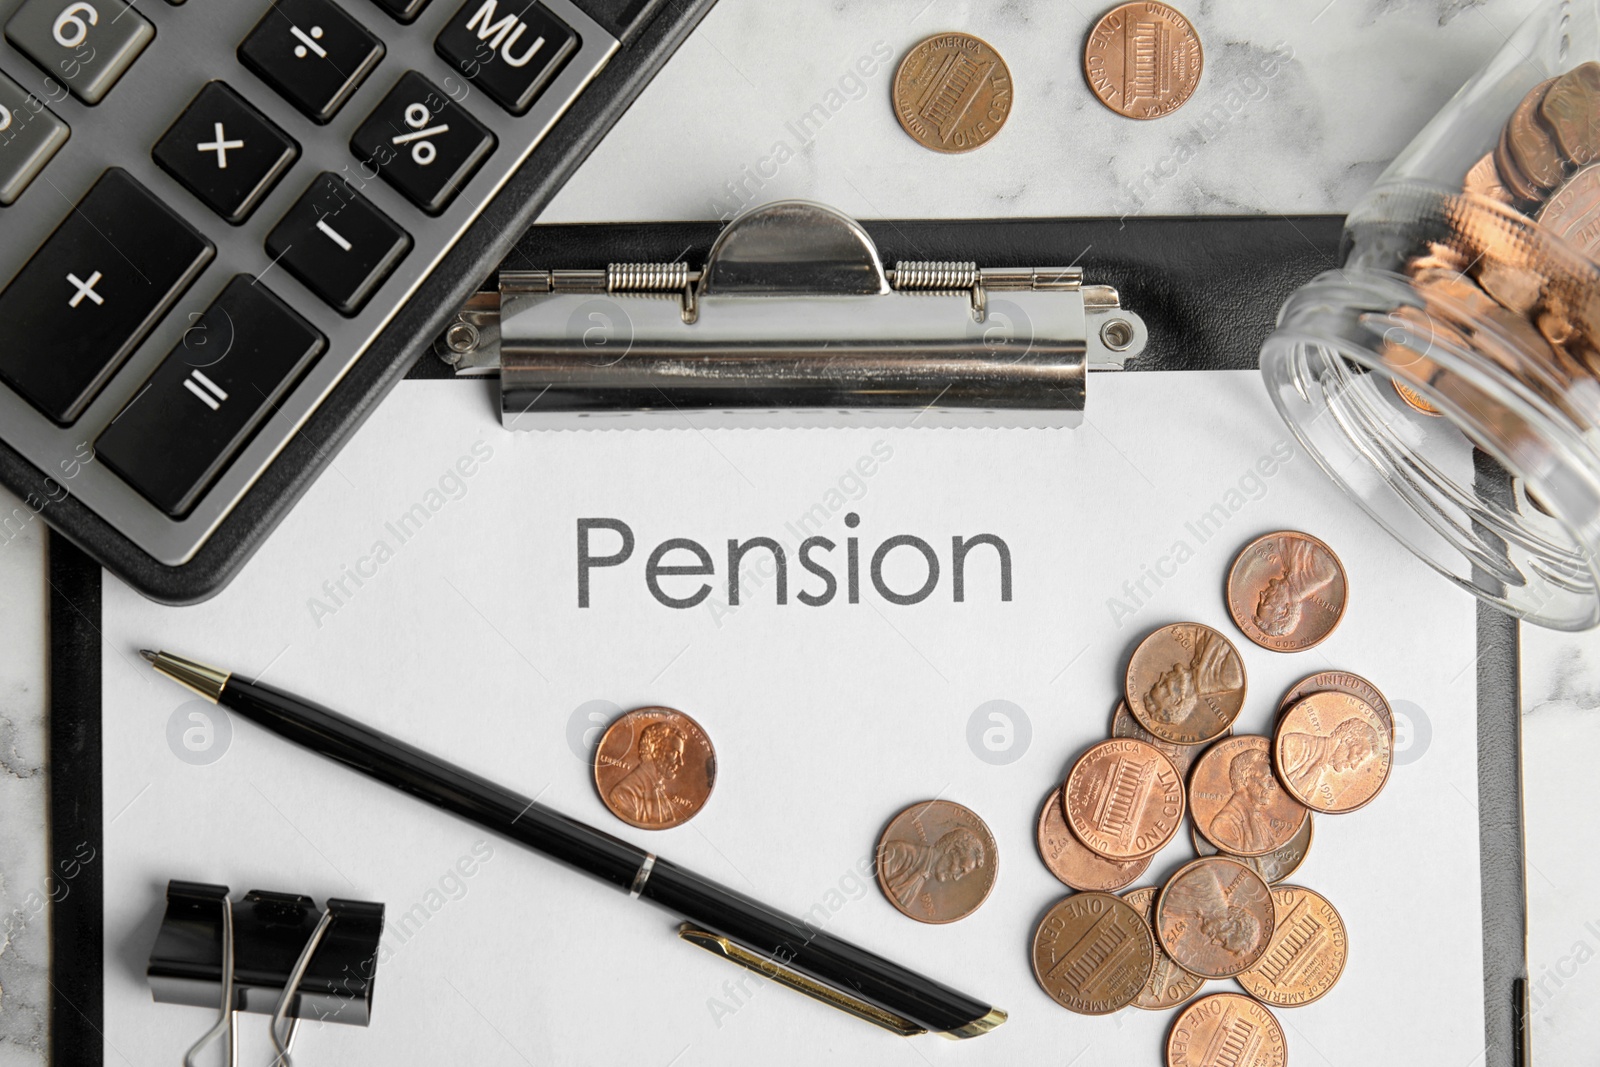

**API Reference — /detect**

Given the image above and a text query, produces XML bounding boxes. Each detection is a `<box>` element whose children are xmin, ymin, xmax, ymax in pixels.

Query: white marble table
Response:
<box><xmin>3</xmin><ymin>0</ymin><xmax>1597</xmax><ymax>1062</ymax></box>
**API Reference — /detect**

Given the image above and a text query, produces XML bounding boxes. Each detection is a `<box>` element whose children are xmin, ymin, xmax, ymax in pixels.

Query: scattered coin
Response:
<box><xmin>593</xmin><ymin>706</ymin><xmax>716</xmax><ymax>830</ymax></box>
<box><xmin>1037</xmin><ymin>785</ymin><xmax>1150</xmax><ymax>891</ymax></box>
<box><xmin>1126</xmin><ymin>622</ymin><xmax>1247</xmax><ymax>744</ymax></box>
<box><xmin>1155</xmin><ymin>857</ymin><xmax>1276</xmax><ymax>979</ymax></box>
<box><xmin>1394</xmin><ymin>377</ymin><xmax>1444</xmax><ymax>415</ymax></box>
<box><xmin>1084</xmin><ymin>2</ymin><xmax>1203</xmax><ymax>120</ymax></box>
<box><xmin>1540</xmin><ymin>61</ymin><xmax>1600</xmax><ymax>166</ymax></box>
<box><xmin>1166</xmin><ymin>992</ymin><xmax>1288</xmax><ymax>1067</ymax></box>
<box><xmin>1278</xmin><ymin>668</ymin><xmax>1397</xmax><ymax>748</ymax></box>
<box><xmin>1507</xmin><ymin>77</ymin><xmax>1565</xmax><ymax>192</ymax></box>
<box><xmin>1275</xmin><ymin>690</ymin><xmax>1393</xmax><ymax>814</ymax></box>
<box><xmin>1187</xmin><ymin>735</ymin><xmax>1308</xmax><ymax>857</ymax></box>
<box><xmin>1191</xmin><ymin>810</ymin><xmax>1313</xmax><ymax>886</ymax></box>
<box><xmin>892</xmin><ymin>33</ymin><xmax>1013</xmax><ymax>153</ymax></box>
<box><xmin>1122</xmin><ymin>886</ymin><xmax>1205</xmax><ymax>1010</ymax></box>
<box><xmin>1111</xmin><ymin>700</ymin><xmax>1219</xmax><ymax>777</ymax></box>
<box><xmin>1537</xmin><ymin>162</ymin><xmax>1600</xmax><ymax>257</ymax></box>
<box><xmin>1236</xmin><ymin>884</ymin><xmax>1349</xmax><ymax>1007</ymax></box>
<box><xmin>875</xmin><ymin>799</ymin><xmax>997</xmax><ymax>923</ymax></box>
<box><xmin>1226</xmin><ymin>531</ymin><xmax>1348</xmax><ymax>652</ymax></box>
<box><xmin>1031</xmin><ymin>891</ymin><xmax>1156</xmax><ymax>1015</ymax></box>
<box><xmin>1464</xmin><ymin>151</ymin><xmax>1516</xmax><ymax>206</ymax></box>
<box><xmin>1063</xmin><ymin>738</ymin><xmax>1186</xmax><ymax>861</ymax></box>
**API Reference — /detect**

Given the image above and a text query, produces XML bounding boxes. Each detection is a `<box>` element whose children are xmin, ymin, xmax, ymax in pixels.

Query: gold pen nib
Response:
<box><xmin>141</xmin><ymin>649</ymin><xmax>231</xmax><ymax>703</ymax></box>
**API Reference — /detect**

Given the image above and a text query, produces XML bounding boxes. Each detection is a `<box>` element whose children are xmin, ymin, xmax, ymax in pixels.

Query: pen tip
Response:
<box><xmin>139</xmin><ymin>649</ymin><xmax>158</xmax><ymax>663</ymax></box>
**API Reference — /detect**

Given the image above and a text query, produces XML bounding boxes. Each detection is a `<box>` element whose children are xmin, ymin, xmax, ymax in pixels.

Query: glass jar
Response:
<box><xmin>1261</xmin><ymin>0</ymin><xmax>1600</xmax><ymax>630</ymax></box>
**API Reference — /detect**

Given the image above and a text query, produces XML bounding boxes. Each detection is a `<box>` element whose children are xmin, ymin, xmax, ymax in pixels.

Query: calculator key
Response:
<box><xmin>369</xmin><ymin>0</ymin><xmax>433</xmax><ymax>22</ymax></box>
<box><xmin>96</xmin><ymin>276</ymin><xmax>326</xmax><ymax>517</ymax></box>
<box><xmin>238</xmin><ymin>0</ymin><xmax>384</xmax><ymax>124</ymax></box>
<box><xmin>0</xmin><ymin>168</ymin><xmax>213</xmax><ymax>424</ymax></box>
<box><xmin>154</xmin><ymin>82</ymin><xmax>298</xmax><ymax>224</ymax></box>
<box><xmin>0</xmin><ymin>69</ymin><xmax>69</xmax><ymax>205</ymax></box>
<box><xmin>265</xmin><ymin>172</ymin><xmax>411</xmax><ymax>315</ymax></box>
<box><xmin>4</xmin><ymin>0</ymin><xmax>154</xmax><ymax>105</ymax></box>
<box><xmin>350</xmin><ymin>73</ymin><xmax>495</xmax><ymax>215</ymax></box>
<box><xmin>435</xmin><ymin>0</ymin><xmax>578</xmax><ymax>115</ymax></box>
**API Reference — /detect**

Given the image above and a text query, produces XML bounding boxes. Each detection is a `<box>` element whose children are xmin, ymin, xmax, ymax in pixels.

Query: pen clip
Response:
<box><xmin>676</xmin><ymin>924</ymin><xmax>926</xmax><ymax>1038</ymax></box>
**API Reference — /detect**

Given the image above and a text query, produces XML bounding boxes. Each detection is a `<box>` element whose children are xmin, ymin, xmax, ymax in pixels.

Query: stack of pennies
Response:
<box><xmin>1382</xmin><ymin>61</ymin><xmax>1600</xmax><ymax>416</ymax></box>
<box><xmin>1030</xmin><ymin>530</ymin><xmax>1393</xmax><ymax>1065</ymax></box>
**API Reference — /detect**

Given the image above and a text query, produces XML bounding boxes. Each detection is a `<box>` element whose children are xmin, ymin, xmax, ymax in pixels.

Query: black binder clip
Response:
<box><xmin>147</xmin><ymin>880</ymin><xmax>385</xmax><ymax>1066</ymax></box>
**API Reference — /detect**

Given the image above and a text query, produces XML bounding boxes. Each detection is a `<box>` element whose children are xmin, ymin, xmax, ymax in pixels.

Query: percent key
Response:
<box><xmin>351</xmin><ymin>72</ymin><xmax>496</xmax><ymax>215</ymax></box>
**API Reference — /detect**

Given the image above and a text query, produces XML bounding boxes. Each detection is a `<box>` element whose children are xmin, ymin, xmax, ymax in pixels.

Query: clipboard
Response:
<box><xmin>46</xmin><ymin>213</ymin><xmax>1528</xmax><ymax>1065</ymax></box>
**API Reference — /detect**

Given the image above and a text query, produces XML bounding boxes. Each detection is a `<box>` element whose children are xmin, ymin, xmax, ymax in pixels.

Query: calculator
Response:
<box><xmin>0</xmin><ymin>0</ymin><xmax>714</xmax><ymax>601</ymax></box>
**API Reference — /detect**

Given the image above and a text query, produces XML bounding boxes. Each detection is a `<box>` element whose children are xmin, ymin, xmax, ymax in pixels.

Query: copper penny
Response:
<box><xmin>1031</xmin><ymin>891</ymin><xmax>1155</xmax><ymax>1015</ymax></box>
<box><xmin>892</xmin><ymin>33</ymin><xmax>1013</xmax><ymax>153</ymax></box>
<box><xmin>1188</xmin><ymin>736</ymin><xmax>1308</xmax><ymax>857</ymax></box>
<box><xmin>1191</xmin><ymin>810</ymin><xmax>1313</xmax><ymax>886</ymax></box>
<box><xmin>1226</xmin><ymin>531</ymin><xmax>1348</xmax><ymax>652</ymax></box>
<box><xmin>1541</xmin><ymin>61</ymin><xmax>1600</xmax><ymax>166</ymax></box>
<box><xmin>1278</xmin><ymin>669</ymin><xmax>1396</xmax><ymax>745</ymax></box>
<box><xmin>1037</xmin><ymin>785</ymin><xmax>1150</xmax><ymax>892</ymax></box>
<box><xmin>1495</xmin><ymin>121</ymin><xmax>1543</xmax><ymax>202</ymax></box>
<box><xmin>593</xmin><ymin>707</ymin><xmax>716</xmax><ymax>830</ymax></box>
<box><xmin>1111</xmin><ymin>700</ymin><xmax>1219</xmax><ymax>777</ymax></box>
<box><xmin>1237</xmin><ymin>884</ymin><xmax>1349</xmax><ymax>1007</ymax></box>
<box><xmin>1084</xmin><ymin>2</ymin><xmax>1202</xmax><ymax>120</ymax></box>
<box><xmin>1275</xmin><ymin>690</ymin><xmax>1393</xmax><ymax>814</ymax></box>
<box><xmin>1126</xmin><ymin>622</ymin><xmax>1247</xmax><ymax>744</ymax></box>
<box><xmin>875</xmin><ymin>799</ymin><xmax>997</xmax><ymax>923</ymax></box>
<box><xmin>1063</xmin><ymin>738</ymin><xmax>1186</xmax><ymax>861</ymax></box>
<box><xmin>1122</xmin><ymin>886</ymin><xmax>1205</xmax><ymax>1010</ymax></box>
<box><xmin>1464</xmin><ymin>151</ymin><xmax>1515</xmax><ymax>206</ymax></box>
<box><xmin>1394</xmin><ymin>377</ymin><xmax>1443</xmax><ymax>415</ymax></box>
<box><xmin>1507</xmin><ymin>77</ymin><xmax>1565</xmax><ymax>192</ymax></box>
<box><xmin>1538</xmin><ymin>163</ymin><xmax>1600</xmax><ymax>257</ymax></box>
<box><xmin>1156</xmin><ymin>857</ymin><xmax>1276</xmax><ymax>979</ymax></box>
<box><xmin>1166</xmin><ymin>992</ymin><xmax>1288</xmax><ymax>1067</ymax></box>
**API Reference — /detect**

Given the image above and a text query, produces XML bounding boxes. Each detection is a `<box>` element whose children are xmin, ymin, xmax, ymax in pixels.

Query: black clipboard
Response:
<box><xmin>46</xmin><ymin>213</ymin><xmax>1528</xmax><ymax>1065</ymax></box>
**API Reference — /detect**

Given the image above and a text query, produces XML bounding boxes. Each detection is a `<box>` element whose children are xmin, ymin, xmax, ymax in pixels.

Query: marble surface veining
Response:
<box><xmin>2</xmin><ymin>0</ymin><xmax>1597</xmax><ymax>1062</ymax></box>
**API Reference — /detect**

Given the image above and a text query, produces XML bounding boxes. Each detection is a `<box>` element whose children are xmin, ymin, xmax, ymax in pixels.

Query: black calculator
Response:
<box><xmin>0</xmin><ymin>0</ymin><xmax>713</xmax><ymax>601</ymax></box>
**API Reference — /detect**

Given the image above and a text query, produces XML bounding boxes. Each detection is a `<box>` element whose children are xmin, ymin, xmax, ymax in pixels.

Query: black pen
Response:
<box><xmin>140</xmin><ymin>650</ymin><xmax>1006</xmax><ymax>1039</ymax></box>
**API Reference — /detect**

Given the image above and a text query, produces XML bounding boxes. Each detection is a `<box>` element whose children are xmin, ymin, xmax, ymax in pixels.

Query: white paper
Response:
<box><xmin>100</xmin><ymin>371</ymin><xmax>1484</xmax><ymax>1065</ymax></box>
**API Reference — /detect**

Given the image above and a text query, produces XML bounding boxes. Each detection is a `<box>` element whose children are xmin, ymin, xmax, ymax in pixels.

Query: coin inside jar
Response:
<box><xmin>1166</xmin><ymin>992</ymin><xmax>1288</xmax><ymax>1067</ymax></box>
<box><xmin>1187</xmin><ymin>736</ymin><xmax>1308</xmax><ymax>857</ymax></box>
<box><xmin>593</xmin><ymin>706</ymin><xmax>716</xmax><ymax>830</ymax></box>
<box><xmin>1121</xmin><ymin>886</ymin><xmax>1205</xmax><ymax>1011</ymax></box>
<box><xmin>1155</xmin><ymin>857</ymin><xmax>1276</xmax><ymax>979</ymax></box>
<box><xmin>875</xmin><ymin>799</ymin><xmax>997</xmax><ymax>923</ymax></box>
<box><xmin>1037</xmin><ymin>785</ymin><xmax>1150</xmax><ymax>892</ymax></box>
<box><xmin>892</xmin><ymin>33</ymin><xmax>1012</xmax><ymax>153</ymax></box>
<box><xmin>1062</xmin><ymin>738</ymin><xmax>1186</xmax><ymax>861</ymax></box>
<box><xmin>1084</xmin><ymin>2</ymin><xmax>1202</xmax><ymax>120</ymax></box>
<box><xmin>1125</xmin><ymin>622</ymin><xmax>1247</xmax><ymax>744</ymax></box>
<box><xmin>1507</xmin><ymin>77</ymin><xmax>1565</xmax><ymax>192</ymax></box>
<box><xmin>1275</xmin><ymin>690</ymin><xmax>1393</xmax><ymax>813</ymax></box>
<box><xmin>1236</xmin><ymin>884</ymin><xmax>1349</xmax><ymax>1007</ymax></box>
<box><xmin>1190</xmin><ymin>810</ymin><xmax>1313</xmax><ymax>886</ymax></box>
<box><xmin>1226</xmin><ymin>531</ymin><xmax>1348</xmax><ymax>652</ymax></box>
<box><xmin>1031</xmin><ymin>891</ymin><xmax>1155</xmax><ymax>1015</ymax></box>
<box><xmin>1541</xmin><ymin>61</ymin><xmax>1600</xmax><ymax>166</ymax></box>
<box><xmin>1111</xmin><ymin>700</ymin><xmax>1218</xmax><ymax>777</ymax></box>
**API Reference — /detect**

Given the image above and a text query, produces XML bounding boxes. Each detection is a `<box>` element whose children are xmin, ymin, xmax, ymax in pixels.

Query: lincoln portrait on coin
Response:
<box><xmin>1280</xmin><ymin>717</ymin><xmax>1380</xmax><ymax>797</ymax></box>
<box><xmin>607</xmin><ymin>722</ymin><xmax>686</xmax><ymax>825</ymax></box>
<box><xmin>1167</xmin><ymin>867</ymin><xmax>1261</xmax><ymax>957</ymax></box>
<box><xmin>1144</xmin><ymin>625</ymin><xmax>1244</xmax><ymax>728</ymax></box>
<box><xmin>879</xmin><ymin>827</ymin><xmax>987</xmax><ymax>910</ymax></box>
<box><xmin>1254</xmin><ymin>538</ymin><xmax>1339</xmax><ymax>637</ymax></box>
<box><xmin>1209</xmin><ymin>748</ymin><xmax>1288</xmax><ymax>855</ymax></box>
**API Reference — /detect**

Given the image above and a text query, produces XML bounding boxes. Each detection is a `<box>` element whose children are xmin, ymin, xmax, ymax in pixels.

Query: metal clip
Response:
<box><xmin>437</xmin><ymin>200</ymin><xmax>1147</xmax><ymax>429</ymax></box>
